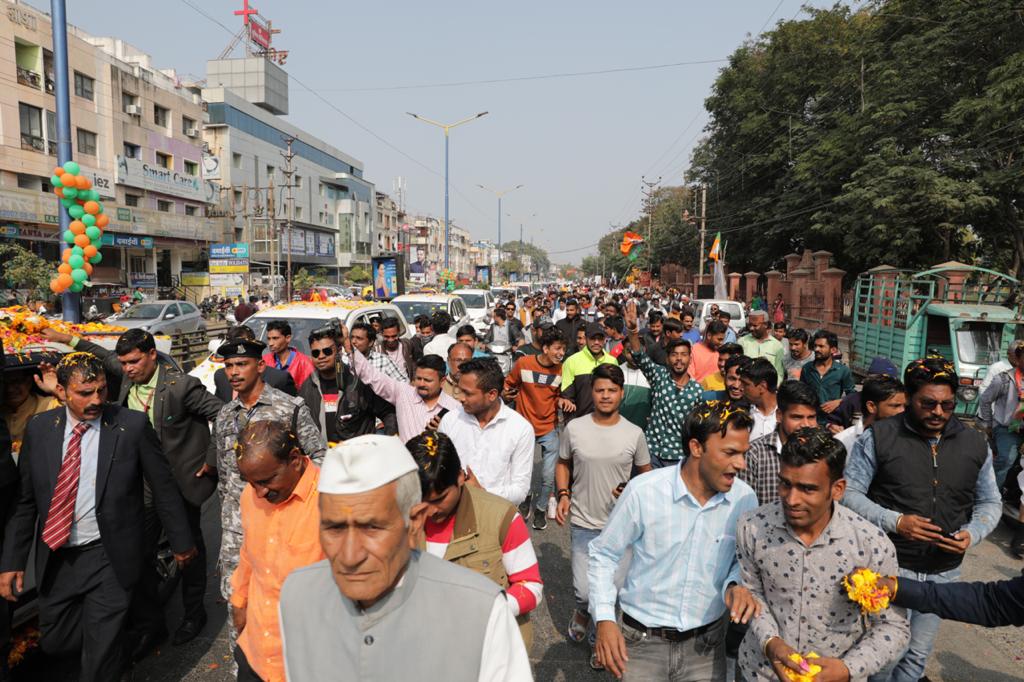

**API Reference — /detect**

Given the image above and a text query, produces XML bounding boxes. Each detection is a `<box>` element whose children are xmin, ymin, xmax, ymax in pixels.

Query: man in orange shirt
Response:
<box><xmin>230</xmin><ymin>420</ymin><xmax>324</xmax><ymax>682</ymax></box>
<box><xmin>503</xmin><ymin>327</ymin><xmax>567</xmax><ymax>530</ymax></box>
<box><xmin>688</xmin><ymin>319</ymin><xmax>728</xmax><ymax>383</ymax></box>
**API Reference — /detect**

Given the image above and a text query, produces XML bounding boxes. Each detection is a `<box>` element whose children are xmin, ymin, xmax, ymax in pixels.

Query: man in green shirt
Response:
<box><xmin>560</xmin><ymin>322</ymin><xmax>619</xmax><ymax>421</ymax></box>
<box><xmin>738</xmin><ymin>310</ymin><xmax>786</xmax><ymax>384</ymax></box>
<box><xmin>800</xmin><ymin>329</ymin><xmax>855</xmax><ymax>430</ymax></box>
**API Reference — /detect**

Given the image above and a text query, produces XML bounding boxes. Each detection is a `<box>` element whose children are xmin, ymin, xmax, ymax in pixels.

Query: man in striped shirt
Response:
<box><xmin>406</xmin><ymin>432</ymin><xmax>543</xmax><ymax>651</ymax></box>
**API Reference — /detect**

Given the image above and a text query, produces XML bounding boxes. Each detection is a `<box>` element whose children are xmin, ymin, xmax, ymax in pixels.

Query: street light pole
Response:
<box><xmin>407</xmin><ymin>111</ymin><xmax>488</xmax><ymax>270</ymax></box>
<box><xmin>478</xmin><ymin>184</ymin><xmax>523</xmax><ymax>282</ymax></box>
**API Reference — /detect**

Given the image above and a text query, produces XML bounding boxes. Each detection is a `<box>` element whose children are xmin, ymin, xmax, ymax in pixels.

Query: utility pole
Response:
<box><xmin>698</xmin><ymin>184</ymin><xmax>707</xmax><ymax>286</ymax></box>
<box><xmin>281</xmin><ymin>137</ymin><xmax>296</xmax><ymax>301</ymax></box>
<box><xmin>641</xmin><ymin>176</ymin><xmax>661</xmax><ymax>274</ymax></box>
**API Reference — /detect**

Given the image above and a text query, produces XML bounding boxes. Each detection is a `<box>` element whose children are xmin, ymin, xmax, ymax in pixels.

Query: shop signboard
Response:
<box><xmin>101</xmin><ymin>233</ymin><xmax>153</xmax><ymax>249</ymax></box>
<box><xmin>130</xmin><ymin>272</ymin><xmax>157</xmax><ymax>288</ymax></box>
<box><xmin>181</xmin><ymin>272</ymin><xmax>210</xmax><ymax>286</ymax></box>
<box><xmin>210</xmin><ymin>273</ymin><xmax>244</xmax><ymax>287</ymax></box>
<box><xmin>210</xmin><ymin>242</ymin><xmax>250</xmax><ymax>273</ymax></box>
<box><xmin>116</xmin><ymin>155</ymin><xmax>204</xmax><ymax>202</ymax></box>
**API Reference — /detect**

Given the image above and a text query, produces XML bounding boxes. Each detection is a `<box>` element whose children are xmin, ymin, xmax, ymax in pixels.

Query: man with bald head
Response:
<box><xmin>443</xmin><ymin>342</ymin><xmax>474</xmax><ymax>401</ymax></box>
<box><xmin>278</xmin><ymin>435</ymin><xmax>532</xmax><ymax>680</ymax></box>
<box><xmin>738</xmin><ymin>310</ymin><xmax>786</xmax><ymax>385</ymax></box>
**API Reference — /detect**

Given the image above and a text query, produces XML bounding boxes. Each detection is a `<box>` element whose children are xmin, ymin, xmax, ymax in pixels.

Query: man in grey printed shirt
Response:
<box><xmin>737</xmin><ymin>427</ymin><xmax>909</xmax><ymax>682</ymax></box>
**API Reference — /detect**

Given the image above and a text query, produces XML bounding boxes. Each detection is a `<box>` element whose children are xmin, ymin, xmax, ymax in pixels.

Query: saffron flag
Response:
<box><xmin>620</xmin><ymin>231</ymin><xmax>645</xmax><ymax>261</ymax></box>
<box><xmin>708</xmin><ymin>232</ymin><xmax>722</xmax><ymax>262</ymax></box>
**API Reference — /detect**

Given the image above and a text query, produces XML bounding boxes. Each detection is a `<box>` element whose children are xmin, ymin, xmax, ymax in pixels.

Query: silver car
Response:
<box><xmin>110</xmin><ymin>300</ymin><xmax>205</xmax><ymax>334</ymax></box>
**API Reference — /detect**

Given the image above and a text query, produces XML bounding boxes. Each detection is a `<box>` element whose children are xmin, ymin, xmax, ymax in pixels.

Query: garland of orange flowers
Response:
<box><xmin>0</xmin><ymin>305</ymin><xmax>126</xmax><ymax>355</ymax></box>
<box><xmin>7</xmin><ymin>626</ymin><xmax>40</xmax><ymax>668</ymax></box>
<box><xmin>843</xmin><ymin>568</ymin><xmax>892</xmax><ymax>614</ymax></box>
<box><xmin>784</xmin><ymin>652</ymin><xmax>822</xmax><ymax>681</ymax></box>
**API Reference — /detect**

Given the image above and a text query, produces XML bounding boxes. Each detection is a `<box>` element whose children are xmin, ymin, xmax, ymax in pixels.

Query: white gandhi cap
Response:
<box><xmin>318</xmin><ymin>434</ymin><xmax>417</xmax><ymax>494</ymax></box>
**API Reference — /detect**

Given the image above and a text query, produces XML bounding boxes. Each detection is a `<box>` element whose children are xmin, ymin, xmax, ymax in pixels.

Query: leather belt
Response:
<box><xmin>622</xmin><ymin>612</ymin><xmax>716</xmax><ymax>642</ymax></box>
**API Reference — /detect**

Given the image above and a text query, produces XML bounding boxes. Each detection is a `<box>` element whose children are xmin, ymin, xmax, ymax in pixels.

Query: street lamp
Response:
<box><xmin>407</xmin><ymin>111</ymin><xmax>488</xmax><ymax>270</ymax></box>
<box><xmin>478</xmin><ymin>184</ymin><xmax>524</xmax><ymax>281</ymax></box>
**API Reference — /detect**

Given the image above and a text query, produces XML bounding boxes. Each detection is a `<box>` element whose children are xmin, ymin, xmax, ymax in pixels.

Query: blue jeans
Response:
<box><xmin>992</xmin><ymin>425</ymin><xmax>1022</xmax><ymax>490</ymax></box>
<box><xmin>869</xmin><ymin>566</ymin><xmax>960</xmax><ymax>682</ymax></box>
<box><xmin>532</xmin><ymin>430</ymin><xmax>560</xmax><ymax>512</ymax></box>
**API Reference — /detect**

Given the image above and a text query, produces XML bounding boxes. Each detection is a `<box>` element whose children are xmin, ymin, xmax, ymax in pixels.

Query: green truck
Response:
<box><xmin>850</xmin><ymin>262</ymin><xmax>1024</xmax><ymax>414</ymax></box>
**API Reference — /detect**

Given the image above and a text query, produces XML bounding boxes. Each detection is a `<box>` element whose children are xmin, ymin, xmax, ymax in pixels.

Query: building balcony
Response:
<box><xmin>16</xmin><ymin>66</ymin><xmax>41</xmax><ymax>89</ymax></box>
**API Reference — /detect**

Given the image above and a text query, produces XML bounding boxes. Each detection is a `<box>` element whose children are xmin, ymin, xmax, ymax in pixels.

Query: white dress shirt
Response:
<box><xmin>64</xmin><ymin>410</ymin><xmax>102</xmax><ymax>546</ymax></box>
<box><xmin>423</xmin><ymin>333</ymin><xmax>458</xmax><ymax>359</ymax></box>
<box><xmin>439</xmin><ymin>403</ymin><xmax>535</xmax><ymax>506</ymax></box>
<box><xmin>749</xmin><ymin>404</ymin><xmax>779</xmax><ymax>443</ymax></box>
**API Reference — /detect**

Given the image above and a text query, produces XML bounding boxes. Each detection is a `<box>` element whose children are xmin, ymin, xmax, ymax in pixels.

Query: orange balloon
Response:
<box><xmin>54</xmin><ymin>187</ymin><xmax>65</xmax><ymax>198</ymax></box>
<box><xmin>74</xmin><ymin>234</ymin><xmax>91</xmax><ymax>248</ymax></box>
<box><xmin>75</xmin><ymin>175</ymin><xmax>91</xmax><ymax>190</ymax></box>
<box><xmin>83</xmin><ymin>201</ymin><xmax>101</xmax><ymax>215</ymax></box>
<box><xmin>83</xmin><ymin>245</ymin><xmax>98</xmax><ymax>258</ymax></box>
<box><xmin>53</xmin><ymin>166</ymin><xmax>65</xmax><ymax>177</ymax></box>
<box><xmin>57</xmin><ymin>273</ymin><xmax>73</xmax><ymax>288</ymax></box>
<box><xmin>83</xmin><ymin>262</ymin><xmax>93</xmax><ymax>276</ymax></box>
<box><xmin>58</xmin><ymin>263</ymin><xmax>72</xmax><ymax>274</ymax></box>
<box><xmin>70</xmin><ymin>221</ymin><xmax>86</xmax><ymax>235</ymax></box>
<box><xmin>50</xmin><ymin>278</ymin><xmax>63</xmax><ymax>294</ymax></box>
<box><xmin>62</xmin><ymin>248</ymin><xmax>73</xmax><ymax>263</ymax></box>
<box><xmin>95</xmin><ymin>213</ymin><xmax>110</xmax><ymax>228</ymax></box>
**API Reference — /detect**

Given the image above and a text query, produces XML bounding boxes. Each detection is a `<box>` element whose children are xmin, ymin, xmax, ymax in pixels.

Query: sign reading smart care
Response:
<box><xmin>116</xmin><ymin>155</ymin><xmax>204</xmax><ymax>201</ymax></box>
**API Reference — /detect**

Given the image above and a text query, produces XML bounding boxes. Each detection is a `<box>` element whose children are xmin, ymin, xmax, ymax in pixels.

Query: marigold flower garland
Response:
<box><xmin>784</xmin><ymin>652</ymin><xmax>822</xmax><ymax>682</ymax></box>
<box><xmin>843</xmin><ymin>567</ymin><xmax>892</xmax><ymax>614</ymax></box>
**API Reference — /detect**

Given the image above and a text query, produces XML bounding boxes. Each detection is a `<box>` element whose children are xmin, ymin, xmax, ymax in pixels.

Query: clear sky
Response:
<box><xmin>26</xmin><ymin>0</ymin><xmax>838</xmax><ymax>264</ymax></box>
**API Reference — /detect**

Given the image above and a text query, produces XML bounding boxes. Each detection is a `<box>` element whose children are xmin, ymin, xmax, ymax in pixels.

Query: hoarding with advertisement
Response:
<box><xmin>475</xmin><ymin>265</ymin><xmax>491</xmax><ymax>286</ymax></box>
<box><xmin>181</xmin><ymin>272</ymin><xmax>210</xmax><ymax>286</ymax></box>
<box><xmin>116</xmin><ymin>155</ymin><xmax>205</xmax><ymax>202</ymax></box>
<box><xmin>210</xmin><ymin>242</ymin><xmax>250</xmax><ymax>273</ymax></box>
<box><xmin>371</xmin><ymin>255</ymin><xmax>404</xmax><ymax>299</ymax></box>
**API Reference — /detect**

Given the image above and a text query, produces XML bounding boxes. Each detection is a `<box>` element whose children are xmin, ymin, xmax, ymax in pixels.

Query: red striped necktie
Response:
<box><xmin>41</xmin><ymin>421</ymin><xmax>91</xmax><ymax>551</ymax></box>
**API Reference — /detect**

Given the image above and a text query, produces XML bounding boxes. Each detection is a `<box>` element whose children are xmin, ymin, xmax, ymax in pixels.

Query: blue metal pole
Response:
<box><xmin>497</xmin><ymin>196</ymin><xmax>502</xmax><ymax>282</ymax></box>
<box><xmin>443</xmin><ymin>130</ymin><xmax>450</xmax><ymax>270</ymax></box>
<box><xmin>51</xmin><ymin>0</ymin><xmax>78</xmax><ymax>322</ymax></box>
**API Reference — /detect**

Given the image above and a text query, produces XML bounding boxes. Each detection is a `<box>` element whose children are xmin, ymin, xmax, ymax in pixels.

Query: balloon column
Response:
<box><xmin>47</xmin><ymin>161</ymin><xmax>108</xmax><ymax>294</ymax></box>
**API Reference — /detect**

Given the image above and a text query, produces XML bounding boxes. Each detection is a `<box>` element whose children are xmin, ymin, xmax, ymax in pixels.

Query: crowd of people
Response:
<box><xmin>0</xmin><ymin>282</ymin><xmax>1021</xmax><ymax>681</ymax></box>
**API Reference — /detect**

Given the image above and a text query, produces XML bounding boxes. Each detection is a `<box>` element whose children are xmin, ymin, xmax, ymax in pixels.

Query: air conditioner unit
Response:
<box><xmin>185</xmin><ymin>127</ymin><xmax>198</xmax><ymax>137</ymax></box>
<box><xmin>125</xmin><ymin>104</ymin><xmax>141</xmax><ymax>115</ymax></box>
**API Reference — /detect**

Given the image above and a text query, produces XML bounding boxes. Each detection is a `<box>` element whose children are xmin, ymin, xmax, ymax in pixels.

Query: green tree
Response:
<box><xmin>346</xmin><ymin>265</ymin><xmax>371</xmax><ymax>283</ymax></box>
<box><xmin>0</xmin><ymin>242</ymin><xmax>53</xmax><ymax>301</ymax></box>
<box><xmin>292</xmin><ymin>267</ymin><xmax>328</xmax><ymax>292</ymax></box>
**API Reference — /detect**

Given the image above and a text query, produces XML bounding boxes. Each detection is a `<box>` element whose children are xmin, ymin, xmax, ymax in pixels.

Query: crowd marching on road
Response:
<box><xmin>1</xmin><ymin>281</ymin><xmax>1023</xmax><ymax>682</ymax></box>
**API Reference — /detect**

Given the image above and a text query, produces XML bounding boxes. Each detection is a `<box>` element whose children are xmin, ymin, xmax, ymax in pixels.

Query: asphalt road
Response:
<box><xmin>124</xmin><ymin>482</ymin><xmax>1024</xmax><ymax>682</ymax></box>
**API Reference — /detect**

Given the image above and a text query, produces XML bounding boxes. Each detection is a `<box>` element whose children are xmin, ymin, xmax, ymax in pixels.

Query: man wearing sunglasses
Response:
<box><xmin>299</xmin><ymin>327</ymin><xmax>396</xmax><ymax>445</ymax></box>
<box><xmin>842</xmin><ymin>355</ymin><xmax>1001</xmax><ymax>682</ymax></box>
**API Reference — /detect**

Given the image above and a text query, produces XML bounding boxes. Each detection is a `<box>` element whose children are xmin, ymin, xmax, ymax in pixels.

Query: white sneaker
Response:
<box><xmin>546</xmin><ymin>496</ymin><xmax>557</xmax><ymax>520</ymax></box>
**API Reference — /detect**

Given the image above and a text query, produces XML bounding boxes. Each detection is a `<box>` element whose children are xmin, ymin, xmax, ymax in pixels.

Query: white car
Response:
<box><xmin>455</xmin><ymin>289</ymin><xmax>494</xmax><ymax>335</ymax></box>
<box><xmin>189</xmin><ymin>300</ymin><xmax>411</xmax><ymax>394</ymax></box>
<box><xmin>691</xmin><ymin>299</ymin><xmax>747</xmax><ymax>334</ymax></box>
<box><xmin>390</xmin><ymin>294</ymin><xmax>471</xmax><ymax>331</ymax></box>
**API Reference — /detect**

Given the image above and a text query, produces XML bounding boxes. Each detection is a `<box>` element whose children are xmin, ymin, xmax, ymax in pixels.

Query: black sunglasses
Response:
<box><xmin>310</xmin><ymin>346</ymin><xmax>335</xmax><ymax>358</ymax></box>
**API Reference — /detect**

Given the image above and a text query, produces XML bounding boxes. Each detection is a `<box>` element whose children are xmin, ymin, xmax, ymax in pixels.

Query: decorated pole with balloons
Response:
<box><xmin>47</xmin><ymin>161</ymin><xmax>109</xmax><ymax>296</ymax></box>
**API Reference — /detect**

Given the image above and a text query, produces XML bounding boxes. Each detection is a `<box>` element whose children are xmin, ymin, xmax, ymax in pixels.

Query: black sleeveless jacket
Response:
<box><xmin>868</xmin><ymin>416</ymin><xmax>987</xmax><ymax>573</ymax></box>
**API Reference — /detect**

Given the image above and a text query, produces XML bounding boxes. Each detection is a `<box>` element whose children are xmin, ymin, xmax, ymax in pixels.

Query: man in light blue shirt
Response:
<box><xmin>589</xmin><ymin>399</ymin><xmax>761</xmax><ymax>679</ymax></box>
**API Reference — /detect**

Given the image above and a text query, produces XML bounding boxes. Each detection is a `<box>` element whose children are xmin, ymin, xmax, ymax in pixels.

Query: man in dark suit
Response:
<box><xmin>0</xmin><ymin>345</ymin><xmax>16</xmax><ymax>682</ymax></box>
<box><xmin>212</xmin><ymin>325</ymin><xmax>296</xmax><ymax>401</ymax></box>
<box><xmin>0</xmin><ymin>352</ymin><xmax>195</xmax><ymax>682</ymax></box>
<box><xmin>42</xmin><ymin>327</ymin><xmax>224</xmax><ymax>652</ymax></box>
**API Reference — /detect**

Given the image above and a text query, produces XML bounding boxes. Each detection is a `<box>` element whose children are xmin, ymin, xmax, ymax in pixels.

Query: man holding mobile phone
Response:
<box><xmin>842</xmin><ymin>356</ymin><xmax>1001</xmax><ymax>682</ymax></box>
<box><xmin>554</xmin><ymin>364</ymin><xmax>651</xmax><ymax>669</ymax></box>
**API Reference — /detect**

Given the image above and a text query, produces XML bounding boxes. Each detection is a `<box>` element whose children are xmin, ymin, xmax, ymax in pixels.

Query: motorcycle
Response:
<box><xmin>487</xmin><ymin>342</ymin><xmax>514</xmax><ymax>376</ymax></box>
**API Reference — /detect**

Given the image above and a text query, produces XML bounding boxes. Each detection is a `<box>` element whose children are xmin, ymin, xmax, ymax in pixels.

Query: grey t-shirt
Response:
<box><xmin>783</xmin><ymin>351</ymin><xmax>814</xmax><ymax>380</ymax></box>
<box><xmin>559</xmin><ymin>414</ymin><xmax>650</xmax><ymax>530</ymax></box>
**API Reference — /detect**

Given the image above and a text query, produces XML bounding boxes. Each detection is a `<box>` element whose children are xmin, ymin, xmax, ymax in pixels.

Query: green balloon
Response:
<box><xmin>71</xmin><ymin>245</ymin><xmax>84</xmax><ymax>255</ymax></box>
<box><xmin>85</xmin><ymin>226</ymin><xmax>101</xmax><ymax>241</ymax></box>
<box><xmin>69</xmin><ymin>254</ymin><xmax>84</xmax><ymax>269</ymax></box>
<box><xmin>89</xmin><ymin>252</ymin><xmax>103</xmax><ymax>264</ymax></box>
<box><xmin>51</xmin><ymin>174</ymin><xmax>64</xmax><ymax>187</ymax></box>
<box><xmin>69</xmin><ymin>205</ymin><xmax>85</xmax><ymax>219</ymax></box>
<box><xmin>70</xmin><ymin>281</ymin><xmax>84</xmax><ymax>293</ymax></box>
<box><xmin>63</xmin><ymin>187</ymin><xmax>78</xmax><ymax>199</ymax></box>
<box><xmin>71</xmin><ymin>268</ymin><xmax>88</xmax><ymax>283</ymax></box>
<box><xmin>94</xmin><ymin>203</ymin><xmax>104</xmax><ymax>214</ymax></box>
<box><xmin>87</xmin><ymin>190</ymin><xmax>101</xmax><ymax>202</ymax></box>
<box><xmin>62</xmin><ymin>161</ymin><xmax>80</xmax><ymax>175</ymax></box>
<box><xmin>61</xmin><ymin>198</ymin><xmax>76</xmax><ymax>208</ymax></box>
<box><xmin>63</xmin><ymin>230</ymin><xmax>76</xmax><ymax>244</ymax></box>
<box><xmin>81</xmin><ymin>213</ymin><xmax>96</xmax><ymax>227</ymax></box>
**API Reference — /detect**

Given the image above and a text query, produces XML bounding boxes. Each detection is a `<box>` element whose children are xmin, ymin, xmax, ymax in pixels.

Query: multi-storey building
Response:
<box><xmin>1</xmin><ymin>0</ymin><xmax>228</xmax><ymax>295</ymax></box>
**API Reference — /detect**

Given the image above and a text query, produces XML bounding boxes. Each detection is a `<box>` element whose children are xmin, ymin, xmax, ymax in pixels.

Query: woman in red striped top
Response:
<box><xmin>406</xmin><ymin>432</ymin><xmax>543</xmax><ymax>647</ymax></box>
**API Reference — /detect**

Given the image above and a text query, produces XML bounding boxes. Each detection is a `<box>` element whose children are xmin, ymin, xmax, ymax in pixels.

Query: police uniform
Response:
<box><xmin>211</xmin><ymin>340</ymin><xmax>327</xmax><ymax>602</ymax></box>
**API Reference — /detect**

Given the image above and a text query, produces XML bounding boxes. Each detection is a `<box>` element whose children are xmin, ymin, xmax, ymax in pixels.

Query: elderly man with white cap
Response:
<box><xmin>278</xmin><ymin>435</ymin><xmax>533</xmax><ymax>681</ymax></box>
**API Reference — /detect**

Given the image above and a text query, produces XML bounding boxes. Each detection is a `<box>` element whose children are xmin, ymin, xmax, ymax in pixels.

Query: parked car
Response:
<box><xmin>390</xmin><ymin>294</ymin><xmax>470</xmax><ymax>330</ymax></box>
<box><xmin>455</xmin><ymin>288</ymin><xmax>494</xmax><ymax>335</ymax></box>
<box><xmin>189</xmin><ymin>300</ymin><xmax>412</xmax><ymax>394</ymax></box>
<box><xmin>691</xmin><ymin>299</ymin><xmax>747</xmax><ymax>335</ymax></box>
<box><xmin>107</xmin><ymin>300</ymin><xmax>205</xmax><ymax>335</ymax></box>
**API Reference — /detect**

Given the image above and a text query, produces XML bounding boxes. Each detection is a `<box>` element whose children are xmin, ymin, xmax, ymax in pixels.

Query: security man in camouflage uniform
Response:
<box><xmin>211</xmin><ymin>339</ymin><xmax>326</xmax><ymax>609</ymax></box>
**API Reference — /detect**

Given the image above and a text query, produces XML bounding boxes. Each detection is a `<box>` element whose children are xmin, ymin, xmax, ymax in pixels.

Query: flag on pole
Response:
<box><xmin>708</xmin><ymin>232</ymin><xmax>722</xmax><ymax>262</ymax></box>
<box><xmin>620</xmin><ymin>231</ymin><xmax>645</xmax><ymax>261</ymax></box>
